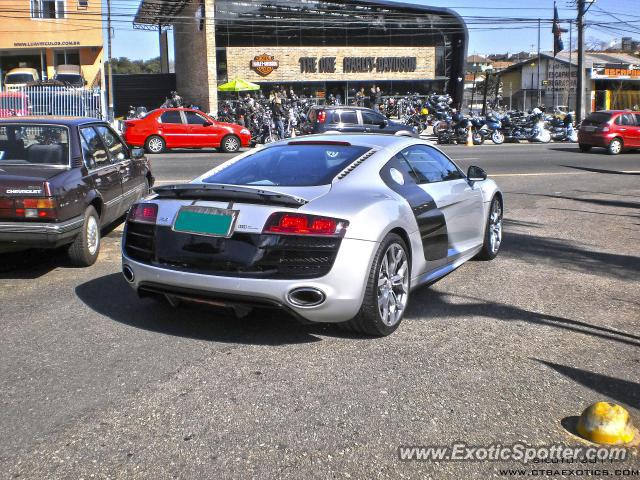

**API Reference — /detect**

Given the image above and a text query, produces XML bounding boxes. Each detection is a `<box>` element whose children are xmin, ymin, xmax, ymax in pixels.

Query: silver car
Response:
<box><xmin>121</xmin><ymin>135</ymin><xmax>502</xmax><ymax>336</ymax></box>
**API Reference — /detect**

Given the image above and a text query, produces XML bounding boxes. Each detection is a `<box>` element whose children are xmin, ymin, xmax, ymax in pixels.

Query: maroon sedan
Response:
<box><xmin>578</xmin><ymin>110</ymin><xmax>640</xmax><ymax>155</ymax></box>
<box><xmin>123</xmin><ymin>108</ymin><xmax>251</xmax><ymax>154</ymax></box>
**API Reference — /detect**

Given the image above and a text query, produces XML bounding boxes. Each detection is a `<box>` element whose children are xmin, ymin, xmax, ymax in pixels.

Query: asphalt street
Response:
<box><xmin>0</xmin><ymin>142</ymin><xmax>639</xmax><ymax>479</ymax></box>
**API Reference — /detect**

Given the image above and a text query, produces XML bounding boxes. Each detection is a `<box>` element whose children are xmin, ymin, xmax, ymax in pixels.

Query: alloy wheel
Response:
<box><xmin>86</xmin><ymin>215</ymin><xmax>99</xmax><ymax>256</ymax></box>
<box><xmin>225</xmin><ymin>136</ymin><xmax>240</xmax><ymax>151</ymax></box>
<box><xmin>489</xmin><ymin>200</ymin><xmax>503</xmax><ymax>254</ymax></box>
<box><xmin>148</xmin><ymin>137</ymin><xmax>163</xmax><ymax>153</ymax></box>
<box><xmin>377</xmin><ymin>243</ymin><xmax>409</xmax><ymax>327</ymax></box>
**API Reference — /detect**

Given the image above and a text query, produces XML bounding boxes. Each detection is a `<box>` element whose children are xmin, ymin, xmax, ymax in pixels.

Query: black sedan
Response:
<box><xmin>0</xmin><ymin>117</ymin><xmax>153</xmax><ymax>266</ymax></box>
<box><xmin>301</xmin><ymin>106</ymin><xmax>418</xmax><ymax>137</ymax></box>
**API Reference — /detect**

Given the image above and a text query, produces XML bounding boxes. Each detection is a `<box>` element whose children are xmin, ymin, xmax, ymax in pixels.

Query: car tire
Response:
<box><xmin>220</xmin><ymin>134</ymin><xmax>241</xmax><ymax>153</ymax></box>
<box><xmin>340</xmin><ymin>233</ymin><xmax>410</xmax><ymax>336</ymax></box>
<box><xmin>67</xmin><ymin>206</ymin><xmax>100</xmax><ymax>267</ymax></box>
<box><xmin>476</xmin><ymin>196</ymin><xmax>503</xmax><ymax>261</ymax></box>
<box><xmin>607</xmin><ymin>138</ymin><xmax>623</xmax><ymax>155</ymax></box>
<box><xmin>579</xmin><ymin>143</ymin><xmax>592</xmax><ymax>153</ymax></box>
<box><xmin>145</xmin><ymin>135</ymin><xmax>165</xmax><ymax>154</ymax></box>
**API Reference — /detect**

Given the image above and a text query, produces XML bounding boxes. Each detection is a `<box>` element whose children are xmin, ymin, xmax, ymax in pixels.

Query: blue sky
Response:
<box><xmin>110</xmin><ymin>0</ymin><xmax>636</xmax><ymax>60</ymax></box>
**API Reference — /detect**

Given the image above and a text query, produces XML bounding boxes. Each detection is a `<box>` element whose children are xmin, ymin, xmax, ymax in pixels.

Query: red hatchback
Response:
<box><xmin>123</xmin><ymin>108</ymin><xmax>251</xmax><ymax>154</ymax></box>
<box><xmin>578</xmin><ymin>110</ymin><xmax>640</xmax><ymax>155</ymax></box>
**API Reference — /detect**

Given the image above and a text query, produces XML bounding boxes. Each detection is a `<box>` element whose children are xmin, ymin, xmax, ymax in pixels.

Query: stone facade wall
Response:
<box><xmin>226</xmin><ymin>46</ymin><xmax>436</xmax><ymax>84</ymax></box>
<box><xmin>173</xmin><ymin>0</ymin><xmax>217</xmax><ymax>113</ymax></box>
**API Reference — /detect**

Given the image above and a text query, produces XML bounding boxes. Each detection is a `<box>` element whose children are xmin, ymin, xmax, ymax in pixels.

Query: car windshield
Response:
<box><xmin>0</xmin><ymin>124</ymin><xmax>69</xmax><ymax>165</ymax></box>
<box><xmin>55</xmin><ymin>74</ymin><xmax>83</xmax><ymax>85</ymax></box>
<box><xmin>203</xmin><ymin>144</ymin><xmax>370</xmax><ymax>187</ymax></box>
<box><xmin>5</xmin><ymin>74</ymin><xmax>34</xmax><ymax>84</ymax></box>
<box><xmin>583</xmin><ymin>112</ymin><xmax>612</xmax><ymax>126</ymax></box>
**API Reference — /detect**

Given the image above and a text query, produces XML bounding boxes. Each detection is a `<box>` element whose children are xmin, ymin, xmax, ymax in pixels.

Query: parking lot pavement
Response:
<box><xmin>0</xmin><ymin>144</ymin><xmax>638</xmax><ymax>478</ymax></box>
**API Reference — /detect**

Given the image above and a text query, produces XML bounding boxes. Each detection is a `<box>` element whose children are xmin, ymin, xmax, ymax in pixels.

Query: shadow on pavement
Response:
<box><xmin>561</xmin><ymin>165</ymin><xmax>640</xmax><ymax>175</ymax></box>
<box><xmin>406</xmin><ymin>290</ymin><xmax>640</xmax><ymax>348</ymax></box>
<box><xmin>502</xmin><ymin>231</ymin><xmax>640</xmax><ymax>281</ymax></box>
<box><xmin>75</xmin><ymin>272</ymin><xmax>345</xmax><ymax>346</ymax></box>
<box><xmin>534</xmin><ymin>359</ymin><xmax>640</xmax><ymax>410</ymax></box>
<box><xmin>506</xmin><ymin>191</ymin><xmax>640</xmax><ymax>211</ymax></box>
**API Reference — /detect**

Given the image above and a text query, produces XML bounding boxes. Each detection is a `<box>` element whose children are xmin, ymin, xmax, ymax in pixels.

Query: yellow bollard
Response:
<box><xmin>576</xmin><ymin>402</ymin><xmax>636</xmax><ymax>445</ymax></box>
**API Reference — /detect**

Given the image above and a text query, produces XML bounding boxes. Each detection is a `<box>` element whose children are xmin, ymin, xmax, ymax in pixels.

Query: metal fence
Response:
<box><xmin>0</xmin><ymin>86</ymin><xmax>104</xmax><ymax>119</ymax></box>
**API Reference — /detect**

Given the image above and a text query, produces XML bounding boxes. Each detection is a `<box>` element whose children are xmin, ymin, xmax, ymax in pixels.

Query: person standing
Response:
<box><xmin>271</xmin><ymin>93</ymin><xmax>285</xmax><ymax>140</ymax></box>
<box><xmin>355</xmin><ymin>87</ymin><xmax>365</xmax><ymax>107</ymax></box>
<box><xmin>374</xmin><ymin>86</ymin><xmax>382</xmax><ymax>112</ymax></box>
<box><xmin>369</xmin><ymin>85</ymin><xmax>377</xmax><ymax>110</ymax></box>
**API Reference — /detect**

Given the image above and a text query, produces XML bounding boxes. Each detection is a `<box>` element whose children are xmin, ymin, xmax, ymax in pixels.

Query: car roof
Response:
<box><xmin>0</xmin><ymin>117</ymin><xmax>107</xmax><ymax>127</ymax></box>
<box><xmin>311</xmin><ymin>105</ymin><xmax>379</xmax><ymax>112</ymax></box>
<box><xmin>55</xmin><ymin>64</ymin><xmax>82</xmax><ymax>74</ymax></box>
<box><xmin>6</xmin><ymin>68</ymin><xmax>38</xmax><ymax>75</ymax></box>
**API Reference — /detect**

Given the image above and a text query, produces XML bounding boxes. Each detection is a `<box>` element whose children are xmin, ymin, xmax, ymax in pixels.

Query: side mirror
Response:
<box><xmin>203</xmin><ymin>121</ymin><xmax>213</xmax><ymax>127</ymax></box>
<box><xmin>379</xmin><ymin>119</ymin><xmax>388</xmax><ymax>128</ymax></box>
<box><xmin>467</xmin><ymin>165</ymin><xmax>487</xmax><ymax>182</ymax></box>
<box><xmin>131</xmin><ymin>147</ymin><xmax>145</xmax><ymax>159</ymax></box>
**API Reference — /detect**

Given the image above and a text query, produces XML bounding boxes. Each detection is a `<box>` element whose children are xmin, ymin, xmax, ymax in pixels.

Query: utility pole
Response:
<box><xmin>537</xmin><ymin>18</ymin><xmax>541</xmax><ymax>107</ymax></box>
<box><xmin>576</xmin><ymin>0</ymin><xmax>585</xmax><ymax>123</ymax></box>
<box><xmin>106</xmin><ymin>0</ymin><xmax>114</xmax><ymax>121</ymax></box>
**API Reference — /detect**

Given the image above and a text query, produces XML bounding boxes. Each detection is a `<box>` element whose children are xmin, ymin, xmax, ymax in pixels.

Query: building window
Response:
<box><xmin>31</xmin><ymin>0</ymin><xmax>65</xmax><ymax>19</ymax></box>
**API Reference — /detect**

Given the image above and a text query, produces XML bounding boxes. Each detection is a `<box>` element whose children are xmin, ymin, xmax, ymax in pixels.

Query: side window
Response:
<box><xmin>79</xmin><ymin>127</ymin><xmax>109</xmax><ymax>170</ymax></box>
<box><xmin>362</xmin><ymin>111</ymin><xmax>384</xmax><ymax>125</ymax></box>
<box><xmin>615</xmin><ymin>114</ymin><xmax>635</xmax><ymax>126</ymax></box>
<box><xmin>95</xmin><ymin>125</ymin><xmax>128</xmax><ymax>162</ymax></box>
<box><xmin>384</xmin><ymin>153</ymin><xmax>419</xmax><ymax>184</ymax></box>
<box><xmin>400</xmin><ymin>145</ymin><xmax>464</xmax><ymax>184</ymax></box>
<box><xmin>634</xmin><ymin>114</ymin><xmax>640</xmax><ymax>125</ymax></box>
<box><xmin>185</xmin><ymin>111</ymin><xmax>210</xmax><ymax>125</ymax></box>
<box><xmin>160</xmin><ymin>111</ymin><xmax>183</xmax><ymax>124</ymax></box>
<box><xmin>339</xmin><ymin>111</ymin><xmax>358</xmax><ymax>124</ymax></box>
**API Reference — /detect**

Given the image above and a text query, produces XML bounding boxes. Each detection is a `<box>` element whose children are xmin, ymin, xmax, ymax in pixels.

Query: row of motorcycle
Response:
<box><xmin>124</xmin><ymin>90</ymin><xmax>578</xmax><ymax>146</ymax></box>
<box><xmin>434</xmin><ymin>109</ymin><xmax>578</xmax><ymax>146</ymax></box>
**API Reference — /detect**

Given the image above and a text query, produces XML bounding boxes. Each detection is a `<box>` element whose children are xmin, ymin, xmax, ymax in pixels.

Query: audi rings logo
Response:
<box><xmin>250</xmin><ymin>54</ymin><xmax>279</xmax><ymax>76</ymax></box>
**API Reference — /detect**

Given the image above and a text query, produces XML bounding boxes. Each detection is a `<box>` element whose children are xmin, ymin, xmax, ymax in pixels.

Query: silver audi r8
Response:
<box><xmin>121</xmin><ymin>135</ymin><xmax>502</xmax><ymax>336</ymax></box>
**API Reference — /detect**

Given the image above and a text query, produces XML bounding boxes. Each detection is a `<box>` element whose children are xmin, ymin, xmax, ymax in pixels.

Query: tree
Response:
<box><xmin>108</xmin><ymin>57</ymin><xmax>161</xmax><ymax>74</ymax></box>
<box><xmin>585</xmin><ymin>37</ymin><xmax>608</xmax><ymax>51</ymax></box>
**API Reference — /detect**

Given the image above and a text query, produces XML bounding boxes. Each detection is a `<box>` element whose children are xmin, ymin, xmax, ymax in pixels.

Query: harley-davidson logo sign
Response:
<box><xmin>250</xmin><ymin>54</ymin><xmax>279</xmax><ymax>76</ymax></box>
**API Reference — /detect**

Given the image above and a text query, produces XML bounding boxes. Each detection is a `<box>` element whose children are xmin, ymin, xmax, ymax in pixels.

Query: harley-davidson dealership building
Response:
<box><xmin>134</xmin><ymin>0</ymin><xmax>467</xmax><ymax>113</ymax></box>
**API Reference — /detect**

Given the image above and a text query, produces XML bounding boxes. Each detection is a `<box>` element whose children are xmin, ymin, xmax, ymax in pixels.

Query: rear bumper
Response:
<box><xmin>0</xmin><ymin>215</ymin><xmax>83</xmax><ymax>249</ymax></box>
<box><xmin>122</xmin><ymin>237</ymin><xmax>378</xmax><ymax>323</ymax></box>
<box><xmin>577</xmin><ymin>131</ymin><xmax>615</xmax><ymax>147</ymax></box>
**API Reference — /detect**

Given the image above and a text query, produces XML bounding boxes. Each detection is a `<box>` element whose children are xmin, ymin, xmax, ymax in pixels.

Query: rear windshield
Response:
<box><xmin>55</xmin><ymin>74</ymin><xmax>83</xmax><ymax>85</ymax></box>
<box><xmin>582</xmin><ymin>112</ymin><xmax>612</xmax><ymax>126</ymax></box>
<box><xmin>203</xmin><ymin>144</ymin><xmax>370</xmax><ymax>187</ymax></box>
<box><xmin>5</xmin><ymin>74</ymin><xmax>34</xmax><ymax>84</ymax></box>
<box><xmin>0</xmin><ymin>124</ymin><xmax>69</xmax><ymax>165</ymax></box>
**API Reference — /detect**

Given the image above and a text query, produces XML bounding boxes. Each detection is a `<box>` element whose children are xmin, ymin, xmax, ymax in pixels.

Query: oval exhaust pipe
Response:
<box><xmin>122</xmin><ymin>265</ymin><xmax>135</xmax><ymax>283</ymax></box>
<box><xmin>287</xmin><ymin>287</ymin><xmax>326</xmax><ymax>307</ymax></box>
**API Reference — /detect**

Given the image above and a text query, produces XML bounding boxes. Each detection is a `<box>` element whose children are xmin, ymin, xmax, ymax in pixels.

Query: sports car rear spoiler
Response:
<box><xmin>153</xmin><ymin>184</ymin><xmax>307</xmax><ymax>207</ymax></box>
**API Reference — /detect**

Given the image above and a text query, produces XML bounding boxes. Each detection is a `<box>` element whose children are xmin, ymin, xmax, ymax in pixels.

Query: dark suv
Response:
<box><xmin>301</xmin><ymin>106</ymin><xmax>418</xmax><ymax>137</ymax></box>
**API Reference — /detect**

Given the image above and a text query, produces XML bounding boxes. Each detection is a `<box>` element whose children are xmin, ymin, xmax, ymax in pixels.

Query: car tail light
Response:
<box><xmin>124</xmin><ymin>121</ymin><xmax>136</xmax><ymax>130</ymax></box>
<box><xmin>263</xmin><ymin>212</ymin><xmax>348</xmax><ymax>236</ymax></box>
<box><xmin>317</xmin><ymin>110</ymin><xmax>327</xmax><ymax>123</ymax></box>
<box><xmin>0</xmin><ymin>197</ymin><xmax>57</xmax><ymax>219</ymax></box>
<box><xmin>128</xmin><ymin>203</ymin><xmax>158</xmax><ymax>224</ymax></box>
